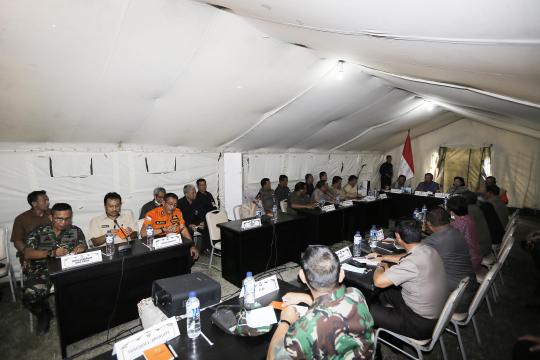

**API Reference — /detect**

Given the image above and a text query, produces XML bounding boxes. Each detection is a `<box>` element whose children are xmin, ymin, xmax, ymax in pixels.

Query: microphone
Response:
<box><xmin>113</xmin><ymin>219</ymin><xmax>130</xmax><ymax>240</ymax></box>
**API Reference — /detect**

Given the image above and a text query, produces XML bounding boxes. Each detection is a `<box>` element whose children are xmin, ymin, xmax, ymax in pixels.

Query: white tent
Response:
<box><xmin>1</xmin><ymin>0</ymin><xmax>539</xmax><ymax>242</ymax></box>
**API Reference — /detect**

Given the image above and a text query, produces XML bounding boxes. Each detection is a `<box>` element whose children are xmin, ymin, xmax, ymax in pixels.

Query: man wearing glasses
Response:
<box><xmin>23</xmin><ymin>203</ymin><xmax>86</xmax><ymax>335</ymax></box>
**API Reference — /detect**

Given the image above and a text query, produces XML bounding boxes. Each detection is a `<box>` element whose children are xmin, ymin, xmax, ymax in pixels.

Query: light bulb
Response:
<box><xmin>336</xmin><ymin>60</ymin><xmax>344</xmax><ymax>81</ymax></box>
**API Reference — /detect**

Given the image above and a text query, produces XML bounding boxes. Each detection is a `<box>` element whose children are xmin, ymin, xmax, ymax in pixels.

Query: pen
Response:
<box><xmin>167</xmin><ymin>343</ymin><xmax>178</xmax><ymax>358</ymax></box>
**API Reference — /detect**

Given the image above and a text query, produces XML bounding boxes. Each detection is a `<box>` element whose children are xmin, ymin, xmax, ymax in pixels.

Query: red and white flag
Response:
<box><xmin>399</xmin><ymin>130</ymin><xmax>415</xmax><ymax>180</ymax></box>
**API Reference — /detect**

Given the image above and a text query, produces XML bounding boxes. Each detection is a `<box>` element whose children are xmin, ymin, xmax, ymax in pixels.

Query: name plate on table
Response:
<box><xmin>61</xmin><ymin>251</ymin><xmax>102</xmax><ymax>270</ymax></box>
<box><xmin>390</xmin><ymin>189</ymin><xmax>402</xmax><ymax>194</ymax></box>
<box><xmin>361</xmin><ymin>196</ymin><xmax>376</xmax><ymax>202</ymax></box>
<box><xmin>321</xmin><ymin>204</ymin><xmax>335</xmax><ymax>212</ymax></box>
<box><xmin>376</xmin><ymin>229</ymin><xmax>385</xmax><ymax>241</ymax></box>
<box><xmin>335</xmin><ymin>246</ymin><xmax>352</xmax><ymax>262</ymax></box>
<box><xmin>414</xmin><ymin>191</ymin><xmax>428</xmax><ymax>197</ymax></box>
<box><xmin>340</xmin><ymin>200</ymin><xmax>354</xmax><ymax>207</ymax></box>
<box><xmin>113</xmin><ymin>317</ymin><xmax>180</xmax><ymax>360</ymax></box>
<box><xmin>435</xmin><ymin>192</ymin><xmax>449</xmax><ymax>198</ymax></box>
<box><xmin>241</xmin><ymin>218</ymin><xmax>262</xmax><ymax>230</ymax></box>
<box><xmin>240</xmin><ymin>274</ymin><xmax>279</xmax><ymax>299</ymax></box>
<box><xmin>153</xmin><ymin>235</ymin><xmax>182</xmax><ymax>249</ymax></box>
<box><xmin>379</xmin><ymin>193</ymin><xmax>387</xmax><ymax>199</ymax></box>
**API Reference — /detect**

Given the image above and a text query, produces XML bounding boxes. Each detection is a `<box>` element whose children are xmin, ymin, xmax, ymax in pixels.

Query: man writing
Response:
<box><xmin>88</xmin><ymin>192</ymin><xmax>137</xmax><ymax>247</ymax></box>
<box><xmin>11</xmin><ymin>190</ymin><xmax>51</xmax><ymax>267</ymax></box>
<box><xmin>370</xmin><ymin>219</ymin><xmax>448</xmax><ymax>340</ymax></box>
<box><xmin>141</xmin><ymin>193</ymin><xmax>199</xmax><ymax>259</ymax></box>
<box><xmin>287</xmin><ymin>182</ymin><xmax>318</xmax><ymax>215</ymax></box>
<box><xmin>267</xmin><ymin>245</ymin><xmax>374</xmax><ymax>360</ymax></box>
<box><xmin>139</xmin><ymin>187</ymin><xmax>166</xmax><ymax>219</ymax></box>
<box><xmin>23</xmin><ymin>203</ymin><xmax>86</xmax><ymax>335</ymax></box>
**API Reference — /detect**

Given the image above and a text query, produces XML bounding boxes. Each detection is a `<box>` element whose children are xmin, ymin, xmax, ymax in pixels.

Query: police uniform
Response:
<box><xmin>275</xmin><ymin>286</ymin><xmax>374</xmax><ymax>359</ymax></box>
<box><xmin>23</xmin><ymin>224</ymin><xmax>86</xmax><ymax>315</ymax></box>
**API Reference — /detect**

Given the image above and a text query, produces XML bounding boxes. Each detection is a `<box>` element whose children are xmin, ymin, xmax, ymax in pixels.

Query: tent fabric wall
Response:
<box><xmin>242</xmin><ymin>152</ymin><xmax>383</xmax><ymax>200</ymax></box>
<box><xmin>384</xmin><ymin>120</ymin><xmax>540</xmax><ymax>209</ymax></box>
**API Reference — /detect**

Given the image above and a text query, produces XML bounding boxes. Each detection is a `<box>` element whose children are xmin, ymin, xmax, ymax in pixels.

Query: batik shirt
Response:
<box><xmin>275</xmin><ymin>286</ymin><xmax>374</xmax><ymax>359</ymax></box>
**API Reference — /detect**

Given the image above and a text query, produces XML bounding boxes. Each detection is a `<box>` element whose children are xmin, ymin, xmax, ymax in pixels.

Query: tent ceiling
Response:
<box><xmin>1</xmin><ymin>0</ymin><xmax>539</xmax><ymax>151</ymax></box>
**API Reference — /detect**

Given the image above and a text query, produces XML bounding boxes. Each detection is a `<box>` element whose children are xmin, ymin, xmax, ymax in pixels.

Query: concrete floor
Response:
<box><xmin>0</xmin><ymin>216</ymin><xmax>539</xmax><ymax>360</ymax></box>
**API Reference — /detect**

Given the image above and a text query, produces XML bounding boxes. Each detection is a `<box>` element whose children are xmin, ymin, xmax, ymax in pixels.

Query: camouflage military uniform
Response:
<box><xmin>275</xmin><ymin>286</ymin><xmax>374</xmax><ymax>359</ymax></box>
<box><xmin>23</xmin><ymin>224</ymin><xmax>86</xmax><ymax>315</ymax></box>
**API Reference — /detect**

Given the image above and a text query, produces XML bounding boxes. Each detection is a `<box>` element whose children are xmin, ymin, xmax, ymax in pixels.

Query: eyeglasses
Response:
<box><xmin>53</xmin><ymin>217</ymin><xmax>72</xmax><ymax>222</ymax></box>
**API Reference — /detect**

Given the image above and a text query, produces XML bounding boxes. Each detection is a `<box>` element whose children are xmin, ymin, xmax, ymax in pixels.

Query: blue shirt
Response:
<box><xmin>415</xmin><ymin>181</ymin><xmax>440</xmax><ymax>193</ymax></box>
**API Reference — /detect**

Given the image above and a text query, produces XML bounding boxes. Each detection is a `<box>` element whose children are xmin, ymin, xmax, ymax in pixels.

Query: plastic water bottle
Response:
<box><xmin>421</xmin><ymin>204</ymin><xmax>427</xmax><ymax>220</ymax></box>
<box><xmin>186</xmin><ymin>291</ymin><xmax>201</xmax><ymax>339</ymax></box>
<box><xmin>353</xmin><ymin>231</ymin><xmax>362</xmax><ymax>257</ymax></box>
<box><xmin>105</xmin><ymin>229</ymin><xmax>114</xmax><ymax>256</ymax></box>
<box><xmin>272</xmin><ymin>203</ymin><xmax>278</xmax><ymax>222</ymax></box>
<box><xmin>243</xmin><ymin>271</ymin><xmax>256</xmax><ymax>309</ymax></box>
<box><xmin>146</xmin><ymin>225</ymin><xmax>154</xmax><ymax>248</ymax></box>
<box><xmin>413</xmin><ymin>208</ymin><xmax>419</xmax><ymax>221</ymax></box>
<box><xmin>444</xmin><ymin>197</ymin><xmax>448</xmax><ymax>210</ymax></box>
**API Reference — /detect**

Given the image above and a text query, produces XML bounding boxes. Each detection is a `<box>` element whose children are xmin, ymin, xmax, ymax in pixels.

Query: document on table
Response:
<box><xmin>353</xmin><ymin>257</ymin><xmax>381</xmax><ymax>266</ymax></box>
<box><xmin>246</xmin><ymin>305</ymin><xmax>277</xmax><ymax>328</ymax></box>
<box><xmin>342</xmin><ymin>263</ymin><xmax>369</xmax><ymax>274</ymax></box>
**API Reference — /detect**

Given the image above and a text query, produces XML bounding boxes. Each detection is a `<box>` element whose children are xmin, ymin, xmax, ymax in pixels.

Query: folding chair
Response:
<box><xmin>373</xmin><ymin>277</ymin><xmax>470</xmax><ymax>360</ymax></box>
<box><xmin>446</xmin><ymin>256</ymin><xmax>506</xmax><ymax>360</ymax></box>
<box><xmin>0</xmin><ymin>227</ymin><xmax>17</xmax><ymax>302</ymax></box>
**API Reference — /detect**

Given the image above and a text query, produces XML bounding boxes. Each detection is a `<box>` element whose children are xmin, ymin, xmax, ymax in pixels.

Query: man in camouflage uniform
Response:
<box><xmin>267</xmin><ymin>245</ymin><xmax>374</xmax><ymax>360</ymax></box>
<box><xmin>23</xmin><ymin>203</ymin><xmax>86</xmax><ymax>335</ymax></box>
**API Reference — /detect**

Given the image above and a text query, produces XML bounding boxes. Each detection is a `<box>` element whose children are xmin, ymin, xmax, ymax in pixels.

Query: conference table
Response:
<box><xmin>48</xmin><ymin>239</ymin><xmax>194</xmax><ymax>358</ymax></box>
<box><xmin>219</xmin><ymin>193</ymin><xmax>442</xmax><ymax>287</ymax></box>
<box><xmin>92</xmin><ymin>280</ymin><xmax>304</xmax><ymax>360</ymax></box>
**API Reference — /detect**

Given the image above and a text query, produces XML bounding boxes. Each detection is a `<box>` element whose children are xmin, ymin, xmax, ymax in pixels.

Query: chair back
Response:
<box><xmin>428</xmin><ymin>277</ymin><xmax>470</xmax><ymax>349</ymax></box>
<box><xmin>233</xmin><ymin>205</ymin><xmax>241</xmax><ymax>220</ymax></box>
<box><xmin>280</xmin><ymin>199</ymin><xmax>288</xmax><ymax>213</ymax></box>
<box><xmin>0</xmin><ymin>227</ymin><xmax>8</xmax><ymax>262</ymax></box>
<box><xmin>497</xmin><ymin>238</ymin><xmax>514</xmax><ymax>266</ymax></box>
<box><xmin>505</xmin><ymin>210</ymin><xmax>519</xmax><ymax>232</ymax></box>
<box><xmin>499</xmin><ymin>226</ymin><xmax>516</xmax><ymax>259</ymax></box>
<box><xmin>206</xmin><ymin>210</ymin><xmax>229</xmax><ymax>242</ymax></box>
<box><xmin>465</xmin><ymin>261</ymin><xmax>502</xmax><ymax>323</ymax></box>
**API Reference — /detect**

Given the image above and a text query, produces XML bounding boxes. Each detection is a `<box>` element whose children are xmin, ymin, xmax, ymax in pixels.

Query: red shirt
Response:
<box><xmin>451</xmin><ymin>215</ymin><xmax>482</xmax><ymax>272</ymax></box>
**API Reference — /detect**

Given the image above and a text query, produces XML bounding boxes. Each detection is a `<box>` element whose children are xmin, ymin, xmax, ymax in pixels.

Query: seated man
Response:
<box><xmin>392</xmin><ymin>174</ymin><xmax>407</xmax><ymax>189</ymax></box>
<box><xmin>477</xmin><ymin>192</ymin><xmax>505</xmax><ymax>245</ymax></box>
<box><xmin>446</xmin><ymin>196</ymin><xmax>482</xmax><ymax>272</ymax></box>
<box><xmin>139</xmin><ymin>187</ymin><xmax>166</xmax><ymax>219</ymax></box>
<box><xmin>370</xmin><ymin>219</ymin><xmax>448</xmax><ymax>340</ymax></box>
<box><xmin>343</xmin><ymin>175</ymin><xmax>360</xmax><ymax>198</ymax></box>
<box><xmin>89</xmin><ymin>192</ymin><xmax>137</xmax><ymax>247</ymax></box>
<box><xmin>415</xmin><ymin>173</ymin><xmax>440</xmax><ymax>193</ymax></box>
<box><xmin>311</xmin><ymin>180</ymin><xmax>335</xmax><ymax>203</ymax></box>
<box><xmin>267</xmin><ymin>245</ymin><xmax>374</xmax><ymax>360</ymax></box>
<box><xmin>178</xmin><ymin>184</ymin><xmax>209</xmax><ymax>250</ymax></box>
<box><xmin>328</xmin><ymin>176</ymin><xmax>345</xmax><ymax>200</ymax></box>
<box><xmin>485</xmin><ymin>185</ymin><xmax>509</xmax><ymax>228</ymax></box>
<box><xmin>11</xmin><ymin>190</ymin><xmax>51</xmax><ymax>267</ymax></box>
<box><xmin>448</xmin><ymin>176</ymin><xmax>469</xmax><ymax>195</ymax></box>
<box><xmin>195</xmin><ymin>178</ymin><xmax>217</xmax><ymax>217</ymax></box>
<box><xmin>288</xmin><ymin>182</ymin><xmax>318</xmax><ymax>215</ymax></box>
<box><xmin>141</xmin><ymin>193</ymin><xmax>199</xmax><ymax>259</ymax></box>
<box><xmin>485</xmin><ymin>176</ymin><xmax>509</xmax><ymax>204</ymax></box>
<box><xmin>305</xmin><ymin>173</ymin><xmax>315</xmax><ymax>197</ymax></box>
<box><xmin>274</xmin><ymin>175</ymin><xmax>291</xmax><ymax>205</ymax></box>
<box><xmin>23</xmin><ymin>203</ymin><xmax>86</xmax><ymax>335</ymax></box>
<box><xmin>256</xmin><ymin>178</ymin><xmax>275</xmax><ymax>214</ymax></box>
<box><xmin>423</xmin><ymin>207</ymin><xmax>479</xmax><ymax>312</ymax></box>
<box><xmin>462</xmin><ymin>191</ymin><xmax>494</xmax><ymax>261</ymax></box>
<box><xmin>319</xmin><ymin>171</ymin><xmax>328</xmax><ymax>183</ymax></box>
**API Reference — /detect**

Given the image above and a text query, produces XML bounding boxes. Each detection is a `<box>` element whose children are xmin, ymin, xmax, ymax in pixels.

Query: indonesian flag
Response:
<box><xmin>399</xmin><ymin>130</ymin><xmax>415</xmax><ymax>180</ymax></box>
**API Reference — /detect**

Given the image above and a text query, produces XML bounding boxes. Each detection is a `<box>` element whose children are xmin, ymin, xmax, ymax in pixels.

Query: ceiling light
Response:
<box><xmin>336</xmin><ymin>60</ymin><xmax>345</xmax><ymax>81</ymax></box>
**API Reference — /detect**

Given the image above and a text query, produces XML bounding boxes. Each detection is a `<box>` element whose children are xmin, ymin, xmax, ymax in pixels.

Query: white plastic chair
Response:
<box><xmin>0</xmin><ymin>227</ymin><xmax>17</xmax><ymax>302</ymax></box>
<box><xmin>446</xmin><ymin>255</ymin><xmax>507</xmax><ymax>360</ymax></box>
<box><xmin>205</xmin><ymin>210</ymin><xmax>229</xmax><ymax>270</ymax></box>
<box><xmin>373</xmin><ymin>277</ymin><xmax>470</xmax><ymax>360</ymax></box>
<box><xmin>279</xmin><ymin>199</ymin><xmax>288</xmax><ymax>213</ymax></box>
<box><xmin>233</xmin><ymin>205</ymin><xmax>241</xmax><ymax>221</ymax></box>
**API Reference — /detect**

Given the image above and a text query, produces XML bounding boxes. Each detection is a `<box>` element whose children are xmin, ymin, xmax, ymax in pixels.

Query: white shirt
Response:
<box><xmin>88</xmin><ymin>212</ymin><xmax>137</xmax><ymax>246</ymax></box>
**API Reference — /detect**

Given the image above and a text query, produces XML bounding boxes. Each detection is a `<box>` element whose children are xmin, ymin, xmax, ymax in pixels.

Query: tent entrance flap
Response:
<box><xmin>436</xmin><ymin>146</ymin><xmax>491</xmax><ymax>192</ymax></box>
